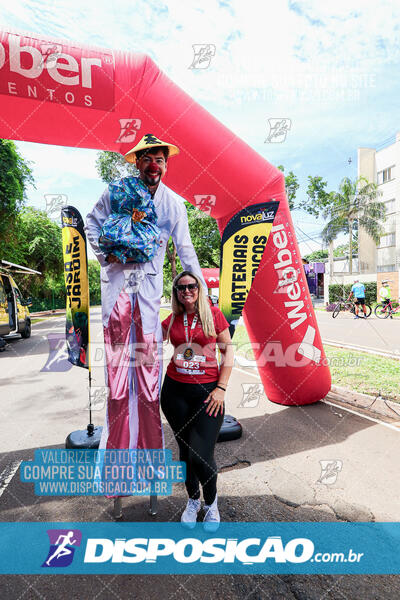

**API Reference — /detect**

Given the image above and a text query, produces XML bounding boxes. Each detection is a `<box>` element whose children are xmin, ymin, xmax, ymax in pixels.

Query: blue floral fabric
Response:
<box><xmin>98</xmin><ymin>177</ymin><xmax>161</xmax><ymax>263</ymax></box>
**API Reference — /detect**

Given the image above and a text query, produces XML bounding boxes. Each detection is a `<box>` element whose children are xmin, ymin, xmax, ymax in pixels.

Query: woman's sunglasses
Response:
<box><xmin>175</xmin><ymin>283</ymin><xmax>199</xmax><ymax>292</ymax></box>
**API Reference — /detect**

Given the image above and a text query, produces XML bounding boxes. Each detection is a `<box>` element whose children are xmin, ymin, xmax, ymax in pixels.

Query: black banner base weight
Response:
<box><xmin>217</xmin><ymin>415</ymin><xmax>242</xmax><ymax>442</ymax></box>
<box><xmin>65</xmin><ymin>426</ymin><xmax>103</xmax><ymax>449</ymax></box>
<box><xmin>65</xmin><ymin>415</ymin><xmax>241</xmax><ymax>449</ymax></box>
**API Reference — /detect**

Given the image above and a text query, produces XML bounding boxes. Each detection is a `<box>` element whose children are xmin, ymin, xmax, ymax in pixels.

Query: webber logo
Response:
<box><xmin>84</xmin><ymin>536</ymin><xmax>314</xmax><ymax>565</ymax></box>
<box><xmin>0</xmin><ymin>33</ymin><xmax>114</xmax><ymax>109</ymax></box>
<box><xmin>42</xmin><ymin>529</ymin><xmax>82</xmax><ymax>568</ymax></box>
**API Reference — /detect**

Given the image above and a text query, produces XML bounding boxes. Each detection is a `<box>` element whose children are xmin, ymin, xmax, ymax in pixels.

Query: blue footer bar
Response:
<box><xmin>1</xmin><ymin>522</ymin><xmax>399</xmax><ymax>574</ymax></box>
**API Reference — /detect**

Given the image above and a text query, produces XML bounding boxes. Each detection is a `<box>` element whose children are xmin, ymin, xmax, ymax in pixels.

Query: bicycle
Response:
<box><xmin>332</xmin><ymin>297</ymin><xmax>372</xmax><ymax>319</ymax></box>
<box><xmin>374</xmin><ymin>299</ymin><xmax>399</xmax><ymax>319</ymax></box>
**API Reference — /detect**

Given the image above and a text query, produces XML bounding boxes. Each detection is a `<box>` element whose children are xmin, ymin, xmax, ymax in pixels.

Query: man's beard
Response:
<box><xmin>143</xmin><ymin>171</ymin><xmax>161</xmax><ymax>186</ymax></box>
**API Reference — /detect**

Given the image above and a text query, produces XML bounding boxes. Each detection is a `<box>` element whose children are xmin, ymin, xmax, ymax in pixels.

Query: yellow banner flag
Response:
<box><xmin>219</xmin><ymin>201</ymin><xmax>279</xmax><ymax>335</ymax></box>
<box><xmin>61</xmin><ymin>206</ymin><xmax>90</xmax><ymax>369</ymax></box>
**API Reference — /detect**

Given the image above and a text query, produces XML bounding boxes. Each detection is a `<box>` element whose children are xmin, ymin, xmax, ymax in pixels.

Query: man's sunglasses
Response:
<box><xmin>175</xmin><ymin>283</ymin><xmax>199</xmax><ymax>292</ymax></box>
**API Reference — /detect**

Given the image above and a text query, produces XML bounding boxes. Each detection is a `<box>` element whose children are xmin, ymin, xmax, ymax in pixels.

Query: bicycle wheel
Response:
<box><xmin>364</xmin><ymin>304</ymin><xmax>372</xmax><ymax>318</ymax></box>
<box><xmin>332</xmin><ymin>303</ymin><xmax>342</xmax><ymax>318</ymax></box>
<box><xmin>375</xmin><ymin>303</ymin><xmax>389</xmax><ymax>319</ymax></box>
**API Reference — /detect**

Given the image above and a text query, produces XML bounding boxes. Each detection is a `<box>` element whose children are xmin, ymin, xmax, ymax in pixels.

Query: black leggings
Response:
<box><xmin>160</xmin><ymin>375</ymin><xmax>224</xmax><ymax>505</ymax></box>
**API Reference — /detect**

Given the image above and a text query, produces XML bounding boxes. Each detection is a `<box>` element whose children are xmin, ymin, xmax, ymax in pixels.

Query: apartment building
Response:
<box><xmin>358</xmin><ymin>132</ymin><xmax>400</xmax><ymax>297</ymax></box>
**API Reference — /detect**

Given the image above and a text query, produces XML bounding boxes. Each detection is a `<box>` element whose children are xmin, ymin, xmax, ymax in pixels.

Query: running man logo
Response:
<box><xmin>41</xmin><ymin>333</ymin><xmax>72</xmax><ymax>372</ymax></box>
<box><xmin>87</xmin><ymin>386</ymin><xmax>109</xmax><ymax>411</ymax></box>
<box><xmin>42</xmin><ymin>529</ymin><xmax>82</xmax><ymax>568</ymax></box>
<box><xmin>194</xmin><ymin>194</ymin><xmax>216</xmax><ymax>216</ymax></box>
<box><xmin>45</xmin><ymin>193</ymin><xmax>68</xmax><ymax>219</ymax></box>
<box><xmin>265</xmin><ymin>118</ymin><xmax>291</xmax><ymax>143</ymax></box>
<box><xmin>39</xmin><ymin>44</ymin><xmax>63</xmax><ymax>70</ymax></box>
<box><xmin>116</xmin><ymin>118</ymin><xmax>141</xmax><ymax>144</ymax></box>
<box><xmin>189</xmin><ymin>44</ymin><xmax>216</xmax><ymax>69</ymax></box>
<box><xmin>318</xmin><ymin>460</ymin><xmax>343</xmax><ymax>485</ymax></box>
<box><xmin>238</xmin><ymin>383</ymin><xmax>264</xmax><ymax>408</ymax></box>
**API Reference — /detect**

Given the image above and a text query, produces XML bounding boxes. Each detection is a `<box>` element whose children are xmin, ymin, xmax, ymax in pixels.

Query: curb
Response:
<box><xmin>31</xmin><ymin>305</ymin><xmax>103</xmax><ymax>318</ymax></box>
<box><xmin>31</xmin><ymin>309</ymin><xmax>66</xmax><ymax>317</ymax></box>
<box><xmin>323</xmin><ymin>339</ymin><xmax>400</xmax><ymax>360</ymax></box>
<box><xmin>326</xmin><ymin>385</ymin><xmax>400</xmax><ymax>423</ymax></box>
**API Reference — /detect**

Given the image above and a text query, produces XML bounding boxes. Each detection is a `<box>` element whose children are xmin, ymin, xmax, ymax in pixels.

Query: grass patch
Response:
<box><xmin>232</xmin><ymin>325</ymin><xmax>400</xmax><ymax>402</ymax></box>
<box><xmin>160</xmin><ymin>308</ymin><xmax>172</xmax><ymax>322</ymax></box>
<box><xmin>324</xmin><ymin>346</ymin><xmax>399</xmax><ymax>402</ymax></box>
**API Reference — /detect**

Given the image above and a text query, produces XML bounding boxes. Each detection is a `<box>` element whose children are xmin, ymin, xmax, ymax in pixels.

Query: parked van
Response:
<box><xmin>0</xmin><ymin>260</ymin><xmax>40</xmax><ymax>340</ymax></box>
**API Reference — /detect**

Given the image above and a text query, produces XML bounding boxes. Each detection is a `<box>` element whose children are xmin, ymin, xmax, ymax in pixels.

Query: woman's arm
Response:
<box><xmin>216</xmin><ymin>327</ymin><xmax>234</xmax><ymax>389</ymax></box>
<box><xmin>204</xmin><ymin>327</ymin><xmax>234</xmax><ymax>417</ymax></box>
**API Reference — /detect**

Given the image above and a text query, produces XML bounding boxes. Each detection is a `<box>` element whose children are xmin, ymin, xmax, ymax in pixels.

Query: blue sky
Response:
<box><xmin>1</xmin><ymin>0</ymin><xmax>400</xmax><ymax>259</ymax></box>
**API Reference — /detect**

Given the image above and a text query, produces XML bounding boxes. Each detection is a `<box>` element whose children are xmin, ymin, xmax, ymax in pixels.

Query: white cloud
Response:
<box><xmin>1</xmin><ymin>0</ymin><xmax>399</xmax><ymax>242</ymax></box>
<box><xmin>2</xmin><ymin>0</ymin><xmax>399</xmax><ymax>101</ymax></box>
<box><xmin>15</xmin><ymin>142</ymin><xmax>99</xmax><ymax>183</ymax></box>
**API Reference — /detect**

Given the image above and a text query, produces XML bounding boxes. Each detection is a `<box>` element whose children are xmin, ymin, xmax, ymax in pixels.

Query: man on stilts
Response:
<box><xmin>86</xmin><ymin>134</ymin><xmax>205</xmax><ymax>455</ymax></box>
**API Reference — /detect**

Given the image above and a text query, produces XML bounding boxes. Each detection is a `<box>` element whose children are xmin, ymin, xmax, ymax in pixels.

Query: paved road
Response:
<box><xmin>1</xmin><ymin>309</ymin><xmax>400</xmax><ymax>598</ymax></box>
<box><xmin>316</xmin><ymin>309</ymin><xmax>400</xmax><ymax>356</ymax></box>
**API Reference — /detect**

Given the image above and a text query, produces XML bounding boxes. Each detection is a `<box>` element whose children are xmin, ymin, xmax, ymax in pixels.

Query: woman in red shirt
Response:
<box><xmin>161</xmin><ymin>270</ymin><xmax>233</xmax><ymax>530</ymax></box>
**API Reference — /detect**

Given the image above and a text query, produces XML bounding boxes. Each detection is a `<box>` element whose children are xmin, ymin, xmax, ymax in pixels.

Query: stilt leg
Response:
<box><xmin>114</xmin><ymin>497</ymin><xmax>123</xmax><ymax>519</ymax></box>
<box><xmin>149</xmin><ymin>495</ymin><xmax>157</xmax><ymax>516</ymax></box>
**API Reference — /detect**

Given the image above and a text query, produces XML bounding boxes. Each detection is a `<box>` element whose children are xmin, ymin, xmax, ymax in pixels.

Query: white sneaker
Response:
<box><xmin>203</xmin><ymin>495</ymin><xmax>220</xmax><ymax>532</ymax></box>
<box><xmin>181</xmin><ymin>498</ymin><xmax>201</xmax><ymax>528</ymax></box>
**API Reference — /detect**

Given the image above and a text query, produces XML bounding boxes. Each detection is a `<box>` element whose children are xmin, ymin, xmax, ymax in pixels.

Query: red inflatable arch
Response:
<box><xmin>0</xmin><ymin>30</ymin><xmax>331</xmax><ymax>405</ymax></box>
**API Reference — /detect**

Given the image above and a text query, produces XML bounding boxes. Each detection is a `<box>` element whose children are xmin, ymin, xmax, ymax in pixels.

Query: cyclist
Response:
<box><xmin>348</xmin><ymin>279</ymin><xmax>367</xmax><ymax>319</ymax></box>
<box><xmin>378</xmin><ymin>280</ymin><xmax>392</xmax><ymax>317</ymax></box>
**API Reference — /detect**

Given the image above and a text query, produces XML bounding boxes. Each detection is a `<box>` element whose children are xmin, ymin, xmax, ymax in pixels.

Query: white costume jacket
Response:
<box><xmin>85</xmin><ymin>180</ymin><xmax>206</xmax><ymax>331</ymax></box>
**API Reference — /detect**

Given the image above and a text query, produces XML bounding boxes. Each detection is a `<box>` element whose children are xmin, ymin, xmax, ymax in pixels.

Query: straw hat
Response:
<box><xmin>124</xmin><ymin>133</ymin><xmax>180</xmax><ymax>163</ymax></box>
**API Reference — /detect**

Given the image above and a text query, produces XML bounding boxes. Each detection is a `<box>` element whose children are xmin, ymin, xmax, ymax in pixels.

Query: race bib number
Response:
<box><xmin>174</xmin><ymin>345</ymin><xmax>206</xmax><ymax>375</ymax></box>
<box><xmin>176</xmin><ymin>367</ymin><xmax>206</xmax><ymax>375</ymax></box>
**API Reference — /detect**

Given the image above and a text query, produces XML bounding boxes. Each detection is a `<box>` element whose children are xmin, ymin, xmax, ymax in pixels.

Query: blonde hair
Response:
<box><xmin>166</xmin><ymin>271</ymin><xmax>216</xmax><ymax>341</ymax></box>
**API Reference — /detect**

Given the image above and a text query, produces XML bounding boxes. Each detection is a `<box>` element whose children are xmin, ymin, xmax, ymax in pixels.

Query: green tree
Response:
<box><xmin>333</xmin><ymin>240</ymin><xmax>358</xmax><ymax>257</ymax></box>
<box><xmin>88</xmin><ymin>259</ymin><xmax>101</xmax><ymax>305</ymax></box>
<box><xmin>321</xmin><ymin>177</ymin><xmax>385</xmax><ymax>274</ymax></box>
<box><xmin>95</xmin><ymin>151</ymin><xmax>138</xmax><ymax>182</ymax></box>
<box><xmin>163</xmin><ymin>252</ymin><xmax>182</xmax><ymax>299</ymax></box>
<box><xmin>18</xmin><ymin>207</ymin><xmax>63</xmax><ymax>275</ymax></box>
<box><xmin>0</xmin><ymin>139</ymin><xmax>34</xmax><ymax>256</ymax></box>
<box><xmin>277</xmin><ymin>166</ymin><xmax>336</xmax><ymax>218</ymax></box>
<box><xmin>9</xmin><ymin>207</ymin><xmax>64</xmax><ymax>303</ymax></box>
<box><xmin>303</xmin><ymin>249</ymin><xmax>328</xmax><ymax>262</ymax></box>
<box><xmin>277</xmin><ymin>165</ymin><xmax>299</xmax><ymax>210</ymax></box>
<box><xmin>160</xmin><ymin>205</ymin><xmax>220</xmax><ymax>298</ymax></box>
<box><xmin>304</xmin><ymin>176</ymin><xmax>333</xmax><ymax>217</ymax></box>
<box><xmin>185</xmin><ymin>203</ymin><xmax>220</xmax><ymax>268</ymax></box>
